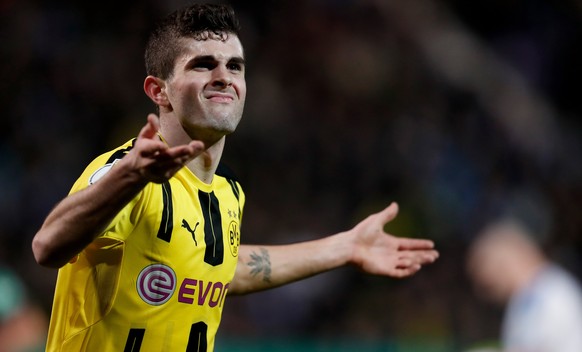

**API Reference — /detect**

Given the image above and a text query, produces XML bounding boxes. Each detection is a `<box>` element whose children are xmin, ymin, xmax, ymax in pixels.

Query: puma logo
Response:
<box><xmin>181</xmin><ymin>219</ymin><xmax>200</xmax><ymax>246</ymax></box>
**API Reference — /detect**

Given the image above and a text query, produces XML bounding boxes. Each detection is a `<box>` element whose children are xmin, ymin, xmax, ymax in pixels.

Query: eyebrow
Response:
<box><xmin>228</xmin><ymin>57</ymin><xmax>246</xmax><ymax>66</ymax></box>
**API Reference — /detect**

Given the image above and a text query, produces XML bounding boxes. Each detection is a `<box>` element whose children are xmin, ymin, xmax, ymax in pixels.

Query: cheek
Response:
<box><xmin>172</xmin><ymin>78</ymin><xmax>203</xmax><ymax>97</ymax></box>
<box><xmin>235</xmin><ymin>79</ymin><xmax>247</xmax><ymax>99</ymax></box>
<box><xmin>180</xmin><ymin>83</ymin><xmax>201</xmax><ymax>98</ymax></box>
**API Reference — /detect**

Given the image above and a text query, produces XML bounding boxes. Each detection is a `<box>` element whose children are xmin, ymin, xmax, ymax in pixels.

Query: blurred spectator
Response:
<box><xmin>0</xmin><ymin>266</ymin><xmax>47</xmax><ymax>352</ymax></box>
<box><xmin>467</xmin><ymin>217</ymin><xmax>582</xmax><ymax>352</ymax></box>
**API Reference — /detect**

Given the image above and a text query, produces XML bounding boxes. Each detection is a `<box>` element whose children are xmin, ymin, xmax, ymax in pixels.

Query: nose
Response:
<box><xmin>211</xmin><ymin>66</ymin><xmax>232</xmax><ymax>87</ymax></box>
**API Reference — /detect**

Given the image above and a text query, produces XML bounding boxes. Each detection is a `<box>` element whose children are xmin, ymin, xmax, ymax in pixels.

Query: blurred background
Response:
<box><xmin>1</xmin><ymin>0</ymin><xmax>582</xmax><ymax>351</ymax></box>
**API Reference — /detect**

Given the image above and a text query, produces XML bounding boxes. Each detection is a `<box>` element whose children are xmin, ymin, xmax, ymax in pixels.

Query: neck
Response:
<box><xmin>158</xmin><ymin>114</ymin><xmax>226</xmax><ymax>184</ymax></box>
<box><xmin>186</xmin><ymin>138</ymin><xmax>225</xmax><ymax>184</ymax></box>
<box><xmin>511</xmin><ymin>256</ymin><xmax>547</xmax><ymax>296</ymax></box>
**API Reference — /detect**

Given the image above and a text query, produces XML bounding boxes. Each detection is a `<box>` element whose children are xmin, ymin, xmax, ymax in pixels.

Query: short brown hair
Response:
<box><xmin>145</xmin><ymin>3</ymin><xmax>241</xmax><ymax>79</ymax></box>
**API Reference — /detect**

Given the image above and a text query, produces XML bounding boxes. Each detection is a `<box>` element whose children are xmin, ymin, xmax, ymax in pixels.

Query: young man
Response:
<box><xmin>32</xmin><ymin>4</ymin><xmax>439</xmax><ymax>351</ymax></box>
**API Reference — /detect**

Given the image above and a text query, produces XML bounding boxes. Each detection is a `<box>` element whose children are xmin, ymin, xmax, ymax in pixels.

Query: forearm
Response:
<box><xmin>229</xmin><ymin>203</ymin><xmax>439</xmax><ymax>294</ymax></box>
<box><xmin>229</xmin><ymin>231</ymin><xmax>354</xmax><ymax>295</ymax></box>
<box><xmin>31</xmin><ymin>162</ymin><xmax>147</xmax><ymax>268</ymax></box>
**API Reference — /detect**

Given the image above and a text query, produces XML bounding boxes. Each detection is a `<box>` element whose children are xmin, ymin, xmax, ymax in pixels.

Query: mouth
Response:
<box><xmin>205</xmin><ymin>92</ymin><xmax>234</xmax><ymax>103</ymax></box>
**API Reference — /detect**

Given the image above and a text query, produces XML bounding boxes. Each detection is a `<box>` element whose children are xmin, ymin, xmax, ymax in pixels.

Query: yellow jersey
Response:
<box><xmin>46</xmin><ymin>139</ymin><xmax>244</xmax><ymax>352</ymax></box>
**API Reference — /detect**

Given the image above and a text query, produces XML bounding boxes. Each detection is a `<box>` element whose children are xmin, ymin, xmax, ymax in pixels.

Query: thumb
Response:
<box><xmin>138</xmin><ymin>113</ymin><xmax>160</xmax><ymax>140</ymax></box>
<box><xmin>378</xmin><ymin>202</ymin><xmax>399</xmax><ymax>224</ymax></box>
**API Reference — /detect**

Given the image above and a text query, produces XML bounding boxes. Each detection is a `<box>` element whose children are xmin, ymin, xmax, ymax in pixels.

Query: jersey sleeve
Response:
<box><xmin>68</xmin><ymin>140</ymin><xmax>148</xmax><ymax>242</ymax></box>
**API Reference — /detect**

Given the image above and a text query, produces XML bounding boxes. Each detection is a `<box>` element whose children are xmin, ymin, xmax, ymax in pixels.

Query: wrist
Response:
<box><xmin>93</xmin><ymin>159</ymin><xmax>149</xmax><ymax>204</ymax></box>
<box><xmin>112</xmin><ymin>156</ymin><xmax>151</xmax><ymax>188</ymax></box>
<box><xmin>329</xmin><ymin>230</ymin><xmax>358</xmax><ymax>268</ymax></box>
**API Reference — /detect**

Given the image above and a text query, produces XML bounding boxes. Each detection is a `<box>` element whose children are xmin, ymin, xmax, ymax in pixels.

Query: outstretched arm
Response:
<box><xmin>229</xmin><ymin>202</ymin><xmax>438</xmax><ymax>295</ymax></box>
<box><xmin>32</xmin><ymin>114</ymin><xmax>205</xmax><ymax>268</ymax></box>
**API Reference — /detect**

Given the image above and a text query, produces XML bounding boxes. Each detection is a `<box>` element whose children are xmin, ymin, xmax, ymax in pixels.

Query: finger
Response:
<box><xmin>188</xmin><ymin>140</ymin><xmax>206</xmax><ymax>153</ymax></box>
<box><xmin>396</xmin><ymin>256</ymin><xmax>415</xmax><ymax>268</ymax></box>
<box><xmin>402</xmin><ymin>250</ymin><xmax>439</xmax><ymax>265</ymax></box>
<box><xmin>397</xmin><ymin>237</ymin><xmax>435</xmax><ymax>250</ymax></box>
<box><xmin>169</xmin><ymin>141</ymin><xmax>205</xmax><ymax>158</ymax></box>
<box><xmin>155</xmin><ymin>142</ymin><xmax>205</xmax><ymax>163</ymax></box>
<box><xmin>426</xmin><ymin>249</ymin><xmax>440</xmax><ymax>262</ymax></box>
<box><xmin>397</xmin><ymin>256</ymin><xmax>422</xmax><ymax>270</ymax></box>
<box><xmin>138</xmin><ymin>113</ymin><xmax>161</xmax><ymax>141</ymax></box>
<box><xmin>377</xmin><ymin>202</ymin><xmax>399</xmax><ymax>224</ymax></box>
<box><xmin>139</xmin><ymin>142</ymin><xmax>167</xmax><ymax>159</ymax></box>
<box><xmin>414</xmin><ymin>251</ymin><xmax>439</xmax><ymax>265</ymax></box>
<box><xmin>391</xmin><ymin>263</ymin><xmax>421</xmax><ymax>278</ymax></box>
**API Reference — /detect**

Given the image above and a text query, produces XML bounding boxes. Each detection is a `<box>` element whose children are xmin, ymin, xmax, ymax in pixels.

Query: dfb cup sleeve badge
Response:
<box><xmin>89</xmin><ymin>159</ymin><xmax>120</xmax><ymax>185</ymax></box>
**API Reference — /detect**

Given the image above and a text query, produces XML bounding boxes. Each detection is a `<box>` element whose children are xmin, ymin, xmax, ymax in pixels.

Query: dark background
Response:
<box><xmin>2</xmin><ymin>0</ymin><xmax>581</xmax><ymax>350</ymax></box>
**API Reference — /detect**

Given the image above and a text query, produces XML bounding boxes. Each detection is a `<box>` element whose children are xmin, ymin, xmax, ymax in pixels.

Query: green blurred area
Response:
<box><xmin>216</xmin><ymin>337</ymin><xmax>456</xmax><ymax>352</ymax></box>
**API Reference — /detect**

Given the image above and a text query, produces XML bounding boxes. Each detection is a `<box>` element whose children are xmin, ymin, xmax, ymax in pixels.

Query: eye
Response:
<box><xmin>192</xmin><ymin>62</ymin><xmax>216</xmax><ymax>71</ymax></box>
<box><xmin>227</xmin><ymin>62</ymin><xmax>243</xmax><ymax>72</ymax></box>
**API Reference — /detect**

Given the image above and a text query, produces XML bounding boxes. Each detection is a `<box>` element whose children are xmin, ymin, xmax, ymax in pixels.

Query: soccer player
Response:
<box><xmin>31</xmin><ymin>4</ymin><xmax>439</xmax><ymax>351</ymax></box>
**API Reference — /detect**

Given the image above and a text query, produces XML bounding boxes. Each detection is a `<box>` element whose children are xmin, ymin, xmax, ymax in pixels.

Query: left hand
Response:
<box><xmin>349</xmin><ymin>202</ymin><xmax>439</xmax><ymax>278</ymax></box>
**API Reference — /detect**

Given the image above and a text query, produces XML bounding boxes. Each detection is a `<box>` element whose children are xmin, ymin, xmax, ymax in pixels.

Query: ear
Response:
<box><xmin>144</xmin><ymin>76</ymin><xmax>170</xmax><ymax>108</ymax></box>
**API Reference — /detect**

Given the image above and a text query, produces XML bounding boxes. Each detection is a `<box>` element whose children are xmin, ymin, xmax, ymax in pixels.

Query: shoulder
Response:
<box><xmin>215</xmin><ymin>162</ymin><xmax>245</xmax><ymax>203</ymax></box>
<box><xmin>102</xmin><ymin>138</ymin><xmax>137</xmax><ymax>164</ymax></box>
<box><xmin>71</xmin><ymin>139</ymin><xmax>137</xmax><ymax>192</ymax></box>
<box><xmin>215</xmin><ymin>162</ymin><xmax>241</xmax><ymax>184</ymax></box>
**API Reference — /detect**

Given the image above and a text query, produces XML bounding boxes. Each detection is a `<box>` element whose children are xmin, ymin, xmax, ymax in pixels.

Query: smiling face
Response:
<box><xmin>160</xmin><ymin>35</ymin><xmax>246</xmax><ymax>143</ymax></box>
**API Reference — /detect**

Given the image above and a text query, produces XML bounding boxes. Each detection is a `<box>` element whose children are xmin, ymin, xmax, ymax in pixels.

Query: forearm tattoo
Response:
<box><xmin>247</xmin><ymin>247</ymin><xmax>271</xmax><ymax>283</ymax></box>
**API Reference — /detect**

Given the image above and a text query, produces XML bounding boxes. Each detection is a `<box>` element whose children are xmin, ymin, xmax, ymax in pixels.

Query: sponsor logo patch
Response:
<box><xmin>137</xmin><ymin>263</ymin><xmax>176</xmax><ymax>305</ymax></box>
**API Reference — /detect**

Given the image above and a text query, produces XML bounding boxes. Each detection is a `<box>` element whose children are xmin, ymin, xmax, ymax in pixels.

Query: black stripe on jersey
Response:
<box><xmin>216</xmin><ymin>163</ymin><xmax>240</xmax><ymax>201</ymax></box>
<box><xmin>198</xmin><ymin>190</ymin><xmax>224</xmax><ymax>266</ymax></box>
<box><xmin>105</xmin><ymin>138</ymin><xmax>136</xmax><ymax>164</ymax></box>
<box><xmin>226</xmin><ymin>178</ymin><xmax>240</xmax><ymax>200</ymax></box>
<box><xmin>226</xmin><ymin>178</ymin><xmax>242</xmax><ymax>222</ymax></box>
<box><xmin>216</xmin><ymin>163</ymin><xmax>242</xmax><ymax>220</ymax></box>
<box><xmin>156</xmin><ymin>181</ymin><xmax>174</xmax><ymax>242</ymax></box>
<box><xmin>215</xmin><ymin>162</ymin><xmax>239</xmax><ymax>183</ymax></box>
<box><xmin>123</xmin><ymin>328</ymin><xmax>145</xmax><ymax>352</ymax></box>
<box><xmin>186</xmin><ymin>322</ymin><xmax>208</xmax><ymax>352</ymax></box>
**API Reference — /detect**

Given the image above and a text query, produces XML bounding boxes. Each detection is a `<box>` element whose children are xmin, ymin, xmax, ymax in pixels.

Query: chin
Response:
<box><xmin>216</xmin><ymin>118</ymin><xmax>241</xmax><ymax>134</ymax></box>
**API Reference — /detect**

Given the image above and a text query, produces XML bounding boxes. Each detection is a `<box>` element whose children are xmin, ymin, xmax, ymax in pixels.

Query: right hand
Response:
<box><xmin>123</xmin><ymin>113</ymin><xmax>205</xmax><ymax>183</ymax></box>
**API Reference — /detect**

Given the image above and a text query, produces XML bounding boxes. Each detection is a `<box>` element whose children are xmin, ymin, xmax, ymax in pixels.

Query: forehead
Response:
<box><xmin>177</xmin><ymin>36</ymin><xmax>244</xmax><ymax>62</ymax></box>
